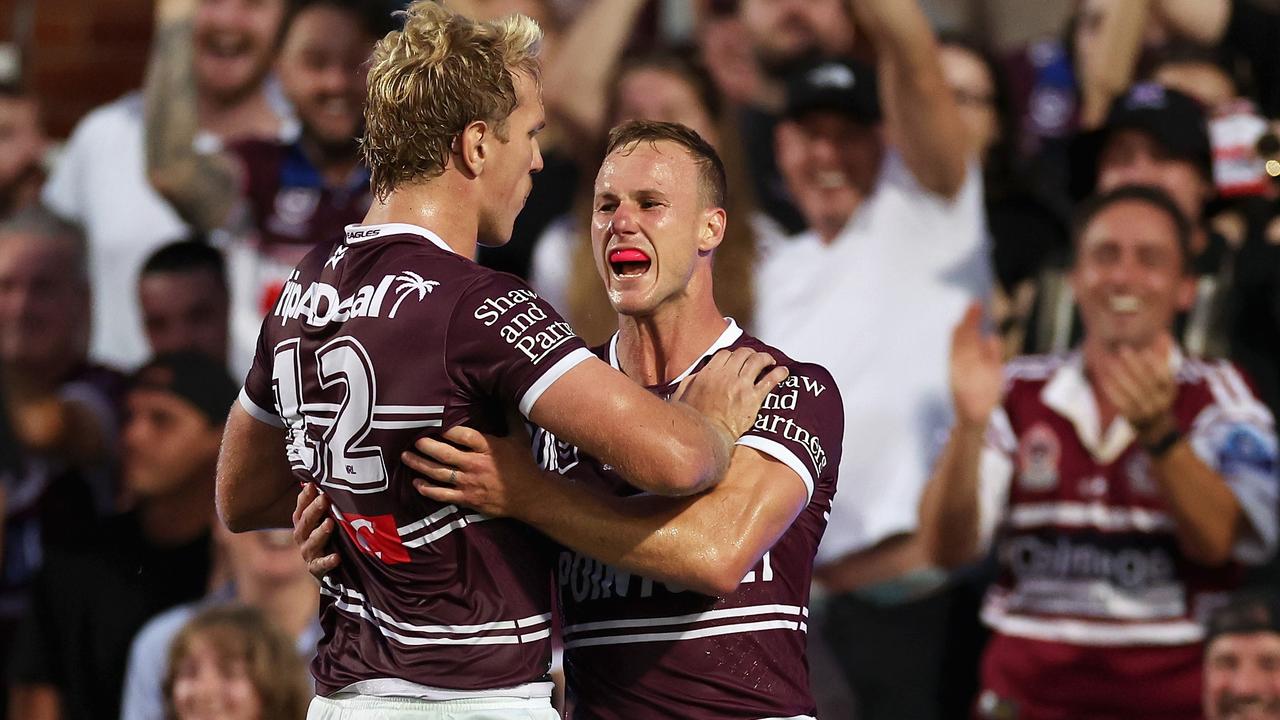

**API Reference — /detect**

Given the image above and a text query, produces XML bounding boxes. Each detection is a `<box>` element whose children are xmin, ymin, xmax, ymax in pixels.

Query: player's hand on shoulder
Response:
<box><xmin>675</xmin><ymin>348</ymin><xmax>789</xmax><ymax>439</ymax></box>
<box><xmin>292</xmin><ymin>483</ymin><xmax>340</xmax><ymax>582</ymax></box>
<box><xmin>405</xmin><ymin>420</ymin><xmax>540</xmax><ymax>519</ymax></box>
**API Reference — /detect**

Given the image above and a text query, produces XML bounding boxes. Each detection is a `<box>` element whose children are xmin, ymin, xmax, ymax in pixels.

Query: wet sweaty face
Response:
<box><xmin>477</xmin><ymin>72</ymin><xmax>545</xmax><ymax>248</ymax></box>
<box><xmin>591</xmin><ymin>141</ymin><xmax>710</xmax><ymax>318</ymax></box>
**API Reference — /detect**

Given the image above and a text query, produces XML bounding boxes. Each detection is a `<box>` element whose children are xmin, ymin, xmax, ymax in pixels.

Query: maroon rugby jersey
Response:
<box><xmin>231</xmin><ymin>139</ymin><xmax>371</xmax><ymax>255</ymax></box>
<box><xmin>975</xmin><ymin>351</ymin><xmax>1278</xmax><ymax>719</ymax></box>
<box><xmin>239</xmin><ymin>223</ymin><xmax>593</xmax><ymax>698</ymax></box>
<box><xmin>535</xmin><ymin>320</ymin><xmax>843</xmax><ymax>720</ymax></box>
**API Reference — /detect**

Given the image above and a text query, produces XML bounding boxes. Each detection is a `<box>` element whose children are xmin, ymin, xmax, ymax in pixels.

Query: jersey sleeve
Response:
<box><xmin>237</xmin><ymin>316</ymin><xmax>285</xmax><ymax>428</ymax></box>
<box><xmin>1187</xmin><ymin>395</ymin><xmax>1279</xmax><ymax>565</ymax></box>
<box><xmin>735</xmin><ymin>364</ymin><xmax>843</xmax><ymax>503</ymax></box>
<box><xmin>976</xmin><ymin>404</ymin><xmax>1017</xmax><ymax>554</ymax></box>
<box><xmin>444</xmin><ymin>273</ymin><xmax>593</xmax><ymax>418</ymax></box>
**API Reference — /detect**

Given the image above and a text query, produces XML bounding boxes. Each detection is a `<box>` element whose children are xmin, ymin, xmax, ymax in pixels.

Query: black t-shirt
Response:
<box><xmin>8</xmin><ymin>511</ymin><xmax>213</xmax><ymax>720</ymax></box>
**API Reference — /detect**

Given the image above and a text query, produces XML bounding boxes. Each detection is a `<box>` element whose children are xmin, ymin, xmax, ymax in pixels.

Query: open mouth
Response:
<box><xmin>1108</xmin><ymin>295</ymin><xmax>1141</xmax><ymax>313</ymax></box>
<box><xmin>608</xmin><ymin>248</ymin><xmax>652</xmax><ymax>278</ymax></box>
<box><xmin>198</xmin><ymin>32</ymin><xmax>252</xmax><ymax>62</ymax></box>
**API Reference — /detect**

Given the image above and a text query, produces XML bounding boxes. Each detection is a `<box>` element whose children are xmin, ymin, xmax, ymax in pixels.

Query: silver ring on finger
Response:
<box><xmin>449</xmin><ymin>468</ymin><xmax>458</xmax><ymax>484</ymax></box>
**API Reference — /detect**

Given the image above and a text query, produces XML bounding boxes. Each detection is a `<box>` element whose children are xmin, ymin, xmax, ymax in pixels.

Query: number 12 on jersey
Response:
<box><xmin>272</xmin><ymin>336</ymin><xmax>390</xmax><ymax>494</ymax></box>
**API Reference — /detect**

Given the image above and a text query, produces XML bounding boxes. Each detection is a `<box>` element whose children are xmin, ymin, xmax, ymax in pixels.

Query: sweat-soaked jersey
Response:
<box><xmin>239</xmin><ymin>223</ymin><xmax>593</xmax><ymax>698</ymax></box>
<box><xmin>536</xmin><ymin>320</ymin><xmax>844</xmax><ymax>720</ymax></box>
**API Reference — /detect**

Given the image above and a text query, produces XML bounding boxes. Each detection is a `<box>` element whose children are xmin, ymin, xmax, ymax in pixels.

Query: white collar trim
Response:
<box><xmin>344</xmin><ymin>223</ymin><xmax>455</xmax><ymax>255</ymax></box>
<box><xmin>608</xmin><ymin>318</ymin><xmax>744</xmax><ymax>385</ymax></box>
<box><xmin>1041</xmin><ymin>348</ymin><xmax>1184</xmax><ymax>464</ymax></box>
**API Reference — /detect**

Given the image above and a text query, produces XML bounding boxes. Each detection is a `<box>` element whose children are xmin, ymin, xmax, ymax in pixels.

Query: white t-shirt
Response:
<box><xmin>42</xmin><ymin>89</ymin><xmax>295</xmax><ymax>371</ymax></box>
<box><xmin>754</xmin><ymin>151</ymin><xmax>992</xmax><ymax>565</ymax></box>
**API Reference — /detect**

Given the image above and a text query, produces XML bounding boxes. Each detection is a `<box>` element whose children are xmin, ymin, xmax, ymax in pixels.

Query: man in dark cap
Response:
<box><xmin>8</xmin><ymin>351</ymin><xmax>237</xmax><ymax>720</ymax></box>
<box><xmin>1205</xmin><ymin>594</ymin><xmax>1280</xmax><ymax>720</ymax></box>
<box><xmin>1031</xmin><ymin>81</ymin><xmax>1280</xmax><ymax>423</ymax></box>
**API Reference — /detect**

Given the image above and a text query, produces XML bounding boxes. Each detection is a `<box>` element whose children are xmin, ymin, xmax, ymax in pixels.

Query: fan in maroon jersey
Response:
<box><xmin>921</xmin><ymin>185</ymin><xmax>1279</xmax><ymax>720</ymax></box>
<box><xmin>216</xmin><ymin>5</ymin><xmax>784</xmax><ymax>720</ymax></box>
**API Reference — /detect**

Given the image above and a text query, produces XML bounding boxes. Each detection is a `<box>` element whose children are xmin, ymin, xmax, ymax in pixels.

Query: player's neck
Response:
<box><xmin>362</xmin><ymin>182</ymin><xmax>480</xmax><ymax>259</ymax></box>
<box><xmin>616</xmin><ymin>295</ymin><xmax>728</xmax><ymax>387</ymax></box>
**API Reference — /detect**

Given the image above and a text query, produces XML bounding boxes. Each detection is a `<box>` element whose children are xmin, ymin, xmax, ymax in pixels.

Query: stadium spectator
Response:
<box><xmin>920</xmin><ymin>186</ymin><xmax>1279</xmax><ymax>719</ymax></box>
<box><xmin>0</xmin><ymin>84</ymin><xmax>48</xmax><ymax>220</ymax></box>
<box><xmin>750</xmin><ymin>0</ymin><xmax>990</xmax><ymax>716</ymax></box>
<box><xmin>1002</xmin><ymin>0</ymin><xmax>1164</xmax><ymax>202</ymax></box>
<box><xmin>216</xmin><ymin>4</ymin><xmax>783</xmax><ymax>718</ymax></box>
<box><xmin>145</xmin><ymin>0</ymin><xmax>392</xmax><ymax>373</ymax></box>
<box><xmin>937</xmin><ymin>35</ymin><xmax>1069</xmax><ymax>357</ymax></box>
<box><xmin>702</xmin><ymin>0</ymin><xmax>855</xmax><ymax>233</ymax></box>
<box><xmin>0</xmin><ymin>207</ymin><xmax>124</xmax><ymax>718</ymax></box>
<box><xmin>137</xmin><ymin>239</ymin><xmax>230</xmax><ymax>363</ymax></box>
<box><xmin>8</xmin><ymin>351</ymin><xmax>232</xmax><ymax>720</ymax></box>
<box><xmin>1204</xmin><ymin>593</ymin><xmax>1280</xmax><ymax>720</ymax></box>
<box><xmin>121</xmin><ymin>522</ymin><xmax>319</xmax><ymax>720</ymax></box>
<box><xmin>43</xmin><ymin>0</ymin><xmax>291</xmax><ymax>370</ymax></box>
<box><xmin>163</xmin><ymin>605</ymin><xmax>310</xmax><ymax>720</ymax></box>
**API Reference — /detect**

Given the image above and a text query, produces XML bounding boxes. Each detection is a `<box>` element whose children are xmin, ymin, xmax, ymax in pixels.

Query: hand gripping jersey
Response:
<box><xmin>976</xmin><ymin>352</ymin><xmax>1279</xmax><ymax>718</ymax></box>
<box><xmin>536</xmin><ymin>321</ymin><xmax>844</xmax><ymax>720</ymax></box>
<box><xmin>239</xmin><ymin>223</ymin><xmax>593</xmax><ymax>698</ymax></box>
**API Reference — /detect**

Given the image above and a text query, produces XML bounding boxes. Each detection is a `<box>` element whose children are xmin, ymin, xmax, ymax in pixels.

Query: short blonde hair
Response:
<box><xmin>362</xmin><ymin>1</ymin><xmax>542</xmax><ymax>199</ymax></box>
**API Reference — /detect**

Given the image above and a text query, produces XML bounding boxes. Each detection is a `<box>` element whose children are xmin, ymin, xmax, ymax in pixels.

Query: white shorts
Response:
<box><xmin>307</xmin><ymin>693</ymin><xmax>560</xmax><ymax>720</ymax></box>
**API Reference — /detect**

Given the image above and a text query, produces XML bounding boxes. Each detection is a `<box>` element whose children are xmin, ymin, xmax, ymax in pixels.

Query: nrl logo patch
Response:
<box><xmin>1017</xmin><ymin>422</ymin><xmax>1060</xmax><ymax>491</ymax></box>
<box><xmin>1125</xmin><ymin>453</ymin><xmax>1158</xmax><ymax>496</ymax></box>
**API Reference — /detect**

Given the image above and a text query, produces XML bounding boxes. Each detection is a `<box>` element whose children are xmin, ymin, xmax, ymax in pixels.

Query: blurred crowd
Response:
<box><xmin>2</xmin><ymin>0</ymin><xmax>1280</xmax><ymax>718</ymax></box>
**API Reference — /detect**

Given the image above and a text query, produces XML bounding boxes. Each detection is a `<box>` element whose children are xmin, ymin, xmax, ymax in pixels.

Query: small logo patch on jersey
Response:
<box><xmin>1017</xmin><ymin>423</ymin><xmax>1060</xmax><ymax>491</ymax></box>
<box><xmin>532</xmin><ymin>427</ymin><xmax>579</xmax><ymax>474</ymax></box>
<box><xmin>1125</xmin><ymin>453</ymin><xmax>1158</xmax><ymax>496</ymax></box>
<box><xmin>336</xmin><ymin>510</ymin><xmax>410</xmax><ymax>564</ymax></box>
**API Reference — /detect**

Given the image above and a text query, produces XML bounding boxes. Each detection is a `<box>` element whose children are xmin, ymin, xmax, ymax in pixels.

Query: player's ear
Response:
<box><xmin>697</xmin><ymin>207</ymin><xmax>726</xmax><ymax>254</ymax></box>
<box><xmin>455</xmin><ymin>120</ymin><xmax>489</xmax><ymax>178</ymax></box>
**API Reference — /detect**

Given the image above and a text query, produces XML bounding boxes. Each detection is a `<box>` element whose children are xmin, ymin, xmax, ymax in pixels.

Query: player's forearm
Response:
<box><xmin>918</xmin><ymin>422</ymin><xmax>986</xmax><ymax>568</ymax></box>
<box><xmin>851</xmin><ymin>0</ymin><xmax>966</xmax><ymax>197</ymax></box>
<box><xmin>1150</xmin><ymin>441</ymin><xmax>1242</xmax><ymax>566</ymax></box>
<box><xmin>595</xmin><ymin>400</ymin><xmax>733</xmax><ymax>498</ymax></box>
<box><xmin>143</xmin><ymin>0</ymin><xmax>236</xmax><ymax>230</ymax></box>
<box><xmin>215</xmin><ymin>407</ymin><xmax>297</xmax><ymax>532</ymax></box>
<box><xmin>517</xmin><ymin>473</ymin><xmax>748</xmax><ymax>596</ymax></box>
